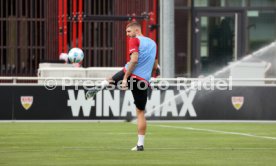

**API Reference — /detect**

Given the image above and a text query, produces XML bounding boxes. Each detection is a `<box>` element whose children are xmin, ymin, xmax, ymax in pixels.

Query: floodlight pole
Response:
<box><xmin>160</xmin><ymin>0</ymin><xmax>175</xmax><ymax>78</ymax></box>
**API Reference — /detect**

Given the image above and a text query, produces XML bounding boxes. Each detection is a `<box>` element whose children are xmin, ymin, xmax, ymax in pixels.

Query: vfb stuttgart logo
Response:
<box><xmin>21</xmin><ymin>96</ymin><xmax>33</xmax><ymax>110</ymax></box>
<box><xmin>231</xmin><ymin>96</ymin><xmax>244</xmax><ymax>110</ymax></box>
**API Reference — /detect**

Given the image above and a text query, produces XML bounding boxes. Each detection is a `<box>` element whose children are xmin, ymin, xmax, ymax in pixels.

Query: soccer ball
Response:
<box><xmin>68</xmin><ymin>48</ymin><xmax>84</xmax><ymax>63</ymax></box>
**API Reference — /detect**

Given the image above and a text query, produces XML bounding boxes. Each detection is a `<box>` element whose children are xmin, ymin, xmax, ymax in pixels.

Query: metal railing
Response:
<box><xmin>1</xmin><ymin>77</ymin><xmax>276</xmax><ymax>86</ymax></box>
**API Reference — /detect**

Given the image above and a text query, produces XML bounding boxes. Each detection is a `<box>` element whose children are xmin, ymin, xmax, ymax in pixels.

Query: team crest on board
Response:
<box><xmin>231</xmin><ymin>96</ymin><xmax>244</xmax><ymax>110</ymax></box>
<box><xmin>21</xmin><ymin>96</ymin><xmax>33</xmax><ymax>110</ymax></box>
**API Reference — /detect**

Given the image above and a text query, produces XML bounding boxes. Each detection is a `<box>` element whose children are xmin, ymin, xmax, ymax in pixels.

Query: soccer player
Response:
<box><xmin>86</xmin><ymin>21</ymin><xmax>158</xmax><ymax>151</ymax></box>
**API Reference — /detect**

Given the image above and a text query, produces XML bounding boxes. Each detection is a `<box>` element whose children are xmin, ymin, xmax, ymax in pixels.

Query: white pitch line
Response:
<box><xmin>151</xmin><ymin>124</ymin><xmax>276</xmax><ymax>140</ymax></box>
<box><xmin>0</xmin><ymin>120</ymin><xmax>125</xmax><ymax>123</ymax></box>
<box><xmin>104</xmin><ymin>132</ymin><xmax>151</xmax><ymax>135</ymax></box>
<box><xmin>62</xmin><ymin>147</ymin><xmax>276</xmax><ymax>151</ymax></box>
<box><xmin>1</xmin><ymin>147</ymin><xmax>276</xmax><ymax>153</ymax></box>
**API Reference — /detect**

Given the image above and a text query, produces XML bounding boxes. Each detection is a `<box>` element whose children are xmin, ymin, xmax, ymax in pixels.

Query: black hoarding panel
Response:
<box><xmin>193</xmin><ymin>87</ymin><xmax>276</xmax><ymax>120</ymax></box>
<box><xmin>1</xmin><ymin>86</ymin><xmax>276</xmax><ymax>120</ymax></box>
<box><xmin>0</xmin><ymin>87</ymin><xmax>13</xmax><ymax>120</ymax></box>
<box><xmin>13</xmin><ymin>86</ymin><xmax>72</xmax><ymax>120</ymax></box>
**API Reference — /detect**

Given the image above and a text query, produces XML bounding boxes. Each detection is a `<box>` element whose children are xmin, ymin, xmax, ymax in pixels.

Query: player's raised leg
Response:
<box><xmin>85</xmin><ymin>79</ymin><xmax>110</xmax><ymax>99</ymax></box>
<box><xmin>86</xmin><ymin>70</ymin><xmax>125</xmax><ymax>99</ymax></box>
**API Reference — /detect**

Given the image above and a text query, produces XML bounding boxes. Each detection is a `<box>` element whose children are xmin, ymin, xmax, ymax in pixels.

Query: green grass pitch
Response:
<box><xmin>0</xmin><ymin>122</ymin><xmax>276</xmax><ymax>166</ymax></box>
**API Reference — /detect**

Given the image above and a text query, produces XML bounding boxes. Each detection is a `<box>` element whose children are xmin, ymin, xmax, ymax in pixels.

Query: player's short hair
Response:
<box><xmin>126</xmin><ymin>21</ymin><xmax>141</xmax><ymax>29</ymax></box>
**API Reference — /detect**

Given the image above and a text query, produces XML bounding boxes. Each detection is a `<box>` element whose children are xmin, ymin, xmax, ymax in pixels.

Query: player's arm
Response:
<box><xmin>123</xmin><ymin>52</ymin><xmax>138</xmax><ymax>80</ymax></box>
<box><xmin>123</xmin><ymin>37</ymin><xmax>139</xmax><ymax>81</ymax></box>
<box><xmin>152</xmin><ymin>59</ymin><xmax>159</xmax><ymax>77</ymax></box>
<box><xmin>152</xmin><ymin>47</ymin><xmax>160</xmax><ymax>77</ymax></box>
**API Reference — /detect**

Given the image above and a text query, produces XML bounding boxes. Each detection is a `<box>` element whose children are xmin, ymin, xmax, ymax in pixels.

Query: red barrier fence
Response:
<box><xmin>0</xmin><ymin>0</ymin><xmax>158</xmax><ymax>76</ymax></box>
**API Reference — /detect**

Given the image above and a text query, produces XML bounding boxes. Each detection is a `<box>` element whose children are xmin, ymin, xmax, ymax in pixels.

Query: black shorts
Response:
<box><xmin>112</xmin><ymin>70</ymin><xmax>148</xmax><ymax>110</ymax></box>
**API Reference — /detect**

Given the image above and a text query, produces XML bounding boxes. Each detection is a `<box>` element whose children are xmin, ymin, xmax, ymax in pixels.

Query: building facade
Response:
<box><xmin>174</xmin><ymin>0</ymin><xmax>276</xmax><ymax>77</ymax></box>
